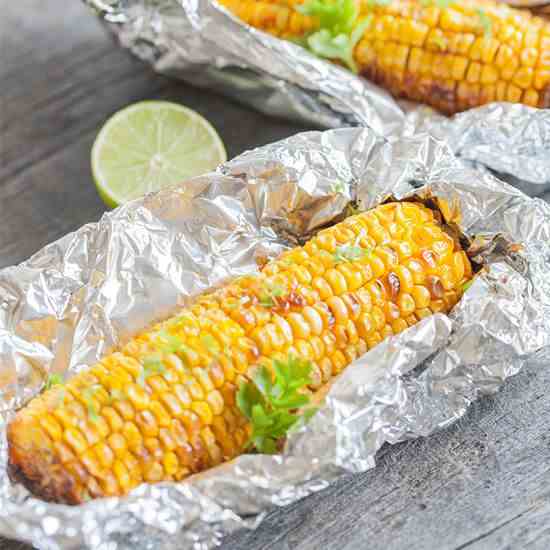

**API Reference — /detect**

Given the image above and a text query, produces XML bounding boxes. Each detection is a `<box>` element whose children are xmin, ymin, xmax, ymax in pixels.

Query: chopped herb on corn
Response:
<box><xmin>217</xmin><ymin>0</ymin><xmax>550</xmax><ymax>114</ymax></box>
<box><xmin>8</xmin><ymin>201</ymin><xmax>472</xmax><ymax>504</ymax></box>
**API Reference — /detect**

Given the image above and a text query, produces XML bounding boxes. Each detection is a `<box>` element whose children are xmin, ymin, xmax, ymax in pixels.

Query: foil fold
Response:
<box><xmin>83</xmin><ymin>0</ymin><xmax>550</xmax><ymax>194</ymax></box>
<box><xmin>2</xmin><ymin>127</ymin><xmax>550</xmax><ymax>548</ymax></box>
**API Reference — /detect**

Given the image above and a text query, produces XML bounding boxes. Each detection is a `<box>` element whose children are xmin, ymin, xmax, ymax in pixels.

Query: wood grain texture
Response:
<box><xmin>1</xmin><ymin>2</ymin><xmax>550</xmax><ymax>550</ymax></box>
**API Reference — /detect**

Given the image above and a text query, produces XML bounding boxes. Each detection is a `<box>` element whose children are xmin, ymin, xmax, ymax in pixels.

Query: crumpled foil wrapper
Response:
<box><xmin>82</xmin><ymin>0</ymin><xmax>550</xmax><ymax>195</ymax></box>
<box><xmin>2</xmin><ymin>126</ymin><xmax>550</xmax><ymax>549</ymax></box>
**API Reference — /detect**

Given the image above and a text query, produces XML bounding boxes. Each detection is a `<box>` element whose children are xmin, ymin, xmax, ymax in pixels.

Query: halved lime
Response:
<box><xmin>92</xmin><ymin>101</ymin><xmax>227</xmax><ymax>208</ymax></box>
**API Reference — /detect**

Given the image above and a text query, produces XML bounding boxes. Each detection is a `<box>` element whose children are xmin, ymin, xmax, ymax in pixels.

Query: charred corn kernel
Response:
<box><xmin>444</xmin><ymin>290</ymin><xmax>460</xmax><ymax>309</ymax></box>
<box><xmin>430</xmin><ymin>299</ymin><xmax>446</xmax><ymax>313</ymax></box>
<box><xmin>219</xmin><ymin>0</ymin><xmax>550</xmax><ymax>114</ymax></box>
<box><xmin>53</xmin><ymin>441</ymin><xmax>75</xmax><ymax>464</ymax></box>
<box><xmin>534</xmin><ymin>70</ymin><xmax>550</xmax><ymax>91</ymax></box>
<box><xmin>8</xmin><ymin>201</ymin><xmax>472</xmax><ymax>504</ymax></box>
<box><xmin>524</xmin><ymin>89</ymin><xmax>540</xmax><ymax>107</ymax></box>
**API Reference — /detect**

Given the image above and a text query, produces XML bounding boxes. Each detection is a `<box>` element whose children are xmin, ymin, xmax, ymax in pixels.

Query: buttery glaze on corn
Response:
<box><xmin>8</xmin><ymin>202</ymin><xmax>472</xmax><ymax>504</ymax></box>
<box><xmin>217</xmin><ymin>0</ymin><xmax>550</xmax><ymax>114</ymax></box>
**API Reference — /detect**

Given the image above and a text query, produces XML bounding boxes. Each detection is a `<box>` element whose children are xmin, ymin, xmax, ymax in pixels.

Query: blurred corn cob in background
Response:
<box><xmin>217</xmin><ymin>0</ymin><xmax>550</xmax><ymax>114</ymax></box>
<box><xmin>8</xmin><ymin>201</ymin><xmax>473</xmax><ymax>504</ymax></box>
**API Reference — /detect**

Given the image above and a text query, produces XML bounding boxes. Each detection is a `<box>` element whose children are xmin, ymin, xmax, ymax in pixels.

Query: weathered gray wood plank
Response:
<box><xmin>0</xmin><ymin>0</ymin><xmax>309</xmax><ymax>269</ymax></box>
<box><xmin>2</xmin><ymin>2</ymin><xmax>550</xmax><ymax>550</ymax></box>
<box><xmin>223</xmin><ymin>357</ymin><xmax>550</xmax><ymax>550</ymax></box>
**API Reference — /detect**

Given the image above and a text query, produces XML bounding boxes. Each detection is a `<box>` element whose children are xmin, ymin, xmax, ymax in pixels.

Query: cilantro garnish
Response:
<box><xmin>137</xmin><ymin>354</ymin><xmax>167</xmax><ymax>387</ymax></box>
<box><xmin>331</xmin><ymin>181</ymin><xmax>346</xmax><ymax>195</ymax></box>
<box><xmin>44</xmin><ymin>373</ymin><xmax>64</xmax><ymax>390</ymax></box>
<box><xmin>44</xmin><ymin>373</ymin><xmax>67</xmax><ymax>409</ymax></box>
<box><xmin>258</xmin><ymin>282</ymin><xmax>286</xmax><ymax>308</ymax></box>
<box><xmin>476</xmin><ymin>8</ymin><xmax>492</xmax><ymax>38</ymax></box>
<box><xmin>82</xmin><ymin>384</ymin><xmax>103</xmax><ymax>423</ymax></box>
<box><xmin>297</xmin><ymin>0</ymin><xmax>372</xmax><ymax>73</ymax></box>
<box><xmin>462</xmin><ymin>279</ymin><xmax>474</xmax><ymax>292</ymax></box>
<box><xmin>156</xmin><ymin>330</ymin><xmax>191</xmax><ymax>355</ymax></box>
<box><xmin>201</xmin><ymin>333</ymin><xmax>221</xmax><ymax>357</ymax></box>
<box><xmin>237</xmin><ymin>356</ymin><xmax>317</xmax><ymax>454</ymax></box>
<box><xmin>333</xmin><ymin>245</ymin><xmax>371</xmax><ymax>264</ymax></box>
<box><xmin>421</xmin><ymin>0</ymin><xmax>452</xmax><ymax>7</ymax></box>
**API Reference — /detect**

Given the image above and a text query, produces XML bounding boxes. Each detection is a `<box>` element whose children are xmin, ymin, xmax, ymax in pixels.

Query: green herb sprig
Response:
<box><xmin>156</xmin><ymin>330</ymin><xmax>191</xmax><ymax>355</ymax></box>
<box><xmin>333</xmin><ymin>244</ymin><xmax>371</xmax><ymax>264</ymax></box>
<box><xmin>476</xmin><ymin>8</ymin><xmax>492</xmax><ymax>39</ymax></box>
<box><xmin>421</xmin><ymin>0</ymin><xmax>452</xmax><ymax>7</ymax></box>
<box><xmin>297</xmin><ymin>0</ymin><xmax>372</xmax><ymax>73</ymax></box>
<box><xmin>137</xmin><ymin>354</ymin><xmax>167</xmax><ymax>387</ymax></box>
<box><xmin>331</xmin><ymin>181</ymin><xmax>346</xmax><ymax>195</ymax></box>
<box><xmin>258</xmin><ymin>281</ymin><xmax>286</xmax><ymax>308</ymax></box>
<box><xmin>44</xmin><ymin>373</ymin><xmax>64</xmax><ymax>390</ymax></box>
<box><xmin>462</xmin><ymin>279</ymin><xmax>474</xmax><ymax>292</ymax></box>
<box><xmin>237</xmin><ymin>356</ymin><xmax>317</xmax><ymax>454</ymax></box>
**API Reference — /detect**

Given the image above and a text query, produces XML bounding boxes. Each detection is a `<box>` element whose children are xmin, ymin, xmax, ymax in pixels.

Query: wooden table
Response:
<box><xmin>2</xmin><ymin>2</ymin><xmax>550</xmax><ymax>549</ymax></box>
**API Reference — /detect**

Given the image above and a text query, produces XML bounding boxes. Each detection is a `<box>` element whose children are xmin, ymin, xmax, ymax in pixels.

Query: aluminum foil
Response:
<box><xmin>83</xmin><ymin>0</ymin><xmax>550</xmax><ymax>194</ymax></box>
<box><xmin>2</xmin><ymin>127</ymin><xmax>550</xmax><ymax>549</ymax></box>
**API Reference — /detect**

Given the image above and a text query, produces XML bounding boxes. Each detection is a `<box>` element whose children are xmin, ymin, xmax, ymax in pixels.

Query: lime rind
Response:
<box><xmin>91</xmin><ymin>101</ymin><xmax>227</xmax><ymax>208</ymax></box>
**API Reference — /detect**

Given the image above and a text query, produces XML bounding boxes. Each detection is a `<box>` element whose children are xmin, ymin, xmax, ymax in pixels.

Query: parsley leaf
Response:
<box><xmin>298</xmin><ymin>0</ymin><xmax>357</xmax><ymax>34</ymax></box>
<box><xmin>298</xmin><ymin>0</ymin><xmax>372</xmax><ymax>73</ymax></box>
<box><xmin>258</xmin><ymin>281</ymin><xmax>286</xmax><ymax>308</ymax></box>
<box><xmin>476</xmin><ymin>8</ymin><xmax>492</xmax><ymax>38</ymax></box>
<box><xmin>333</xmin><ymin>245</ymin><xmax>371</xmax><ymax>264</ymax></box>
<box><xmin>331</xmin><ymin>181</ymin><xmax>346</xmax><ymax>195</ymax></box>
<box><xmin>421</xmin><ymin>0</ymin><xmax>452</xmax><ymax>7</ymax></box>
<box><xmin>44</xmin><ymin>373</ymin><xmax>64</xmax><ymax>390</ymax></box>
<box><xmin>44</xmin><ymin>373</ymin><xmax>67</xmax><ymax>409</ymax></box>
<box><xmin>137</xmin><ymin>354</ymin><xmax>167</xmax><ymax>387</ymax></box>
<box><xmin>201</xmin><ymin>334</ymin><xmax>221</xmax><ymax>356</ymax></box>
<box><xmin>237</xmin><ymin>356</ymin><xmax>318</xmax><ymax>454</ymax></box>
<box><xmin>82</xmin><ymin>384</ymin><xmax>104</xmax><ymax>423</ymax></box>
<box><xmin>156</xmin><ymin>330</ymin><xmax>192</xmax><ymax>357</ymax></box>
<box><xmin>462</xmin><ymin>279</ymin><xmax>474</xmax><ymax>292</ymax></box>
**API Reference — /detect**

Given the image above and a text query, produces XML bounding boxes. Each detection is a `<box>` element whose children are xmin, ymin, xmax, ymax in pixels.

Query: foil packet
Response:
<box><xmin>2</xmin><ymin>127</ymin><xmax>550</xmax><ymax>549</ymax></box>
<box><xmin>83</xmin><ymin>0</ymin><xmax>550</xmax><ymax>195</ymax></box>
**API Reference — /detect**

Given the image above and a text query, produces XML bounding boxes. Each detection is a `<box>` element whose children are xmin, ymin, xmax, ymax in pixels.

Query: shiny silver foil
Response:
<box><xmin>2</xmin><ymin>127</ymin><xmax>550</xmax><ymax>549</ymax></box>
<box><xmin>83</xmin><ymin>0</ymin><xmax>550</xmax><ymax>194</ymax></box>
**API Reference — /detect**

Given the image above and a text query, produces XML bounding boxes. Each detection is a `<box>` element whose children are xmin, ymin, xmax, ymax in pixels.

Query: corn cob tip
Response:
<box><xmin>8</xmin><ymin>406</ymin><xmax>81</xmax><ymax>504</ymax></box>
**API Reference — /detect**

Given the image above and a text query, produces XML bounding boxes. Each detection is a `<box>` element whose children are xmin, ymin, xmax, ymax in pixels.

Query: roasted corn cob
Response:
<box><xmin>218</xmin><ymin>0</ymin><xmax>550</xmax><ymax>114</ymax></box>
<box><xmin>8</xmin><ymin>201</ymin><xmax>472</xmax><ymax>504</ymax></box>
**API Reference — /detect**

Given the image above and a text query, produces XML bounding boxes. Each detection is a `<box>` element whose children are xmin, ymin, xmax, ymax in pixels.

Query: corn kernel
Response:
<box><xmin>523</xmin><ymin>89</ymin><xmax>539</xmax><ymax>107</ymax></box>
<box><xmin>480</xmin><ymin>65</ymin><xmax>498</xmax><ymax>85</ymax></box>
<box><xmin>507</xmin><ymin>83</ymin><xmax>522</xmax><ymax>102</ymax></box>
<box><xmin>513</xmin><ymin>67</ymin><xmax>534</xmax><ymax>90</ymax></box>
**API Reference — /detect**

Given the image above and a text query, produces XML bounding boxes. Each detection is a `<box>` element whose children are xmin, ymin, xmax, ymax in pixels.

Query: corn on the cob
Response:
<box><xmin>218</xmin><ymin>0</ymin><xmax>550</xmax><ymax>114</ymax></box>
<box><xmin>8</xmin><ymin>201</ymin><xmax>472</xmax><ymax>504</ymax></box>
